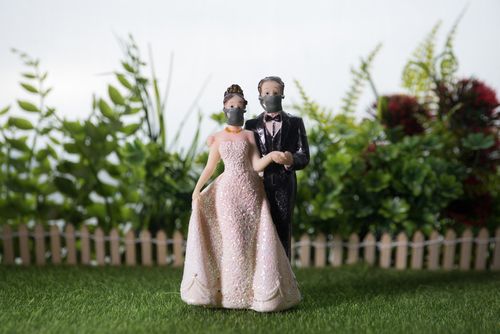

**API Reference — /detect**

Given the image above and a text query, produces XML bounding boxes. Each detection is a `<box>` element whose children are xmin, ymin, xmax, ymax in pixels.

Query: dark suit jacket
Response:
<box><xmin>244</xmin><ymin>111</ymin><xmax>310</xmax><ymax>173</ymax></box>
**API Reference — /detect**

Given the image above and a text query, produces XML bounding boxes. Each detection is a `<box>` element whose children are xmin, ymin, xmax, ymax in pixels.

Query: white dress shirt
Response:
<box><xmin>264</xmin><ymin>112</ymin><xmax>292</xmax><ymax>170</ymax></box>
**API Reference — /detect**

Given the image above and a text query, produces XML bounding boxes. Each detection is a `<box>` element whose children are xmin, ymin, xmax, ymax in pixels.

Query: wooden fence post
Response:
<box><xmin>346</xmin><ymin>233</ymin><xmax>359</xmax><ymax>265</ymax></box>
<box><xmin>50</xmin><ymin>225</ymin><xmax>61</xmax><ymax>265</ymax></box>
<box><xmin>314</xmin><ymin>233</ymin><xmax>326</xmax><ymax>267</ymax></box>
<box><xmin>34</xmin><ymin>223</ymin><xmax>46</xmax><ymax>266</ymax></box>
<box><xmin>19</xmin><ymin>224</ymin><xmax>30</xmax><ymax>265</ymax></box>
<box><xmin>443</xmin><ymin>229</ymin><xmax>456</xmax><ymax>270</ymax></box>
<box><xmin>411</xmin><ymin>230</ymin><xmax>424</xmax><ymax>269</ymax></box>
<box><xmin>173</xmin><ymin>231</ymin><xmax>184</xmax><ymax>267</ymax></box>
<box><xmin>80</xmin><ymin>225</ymin><xmax>90</xmax><ymax>265</ymax></box>
<box><xmin>125</xmin><ymin>229</ymin><xmax>136</xmax><ymax>266</ymax></box>
<box><xmin>95</xmin><ymin>227</ymin><xmax>105</xmax><ymax>266</ymax></box>
<box><xmin>140</xmin><ymin>230</ymin><xmax>152</xmax><ymax>266</ymax></box>
<box><xmin>156</xmin><ymin>230</ymin><xmax>167</xmax><ymax>266</ymax></box>
<box><xmin>331</xmin><ymin>234</ymin><xmax>343</xmax><ymax>267</ymax></box>
<box><xmin>110</xmin><ymin>228</ymin><xmax>121</xmax><ymax>266</ymax></box>
<box><xmin>363</xmin><ymin>232</ymin><xmax>376</xmax><ymax>266</ymax></box>
<box><xmin>395</xmin><ymin>232</ymin><xmax>407</xmax><ymax>270</ymax></box>
<box><xmin>492</xmin><ymin>227</ymin><xmax>500</xmax><ymax>271</ymax></box>
<box><xmin>2</xmin><ymin>225</ymin><xmax>14</xmax><ymax>265</ymax></box>
<box><xmin>65</xmin><ymin>224</ymin><xmax>77</xmax><ymax>265</ymax></box>
<box><xmin>299</xmin><ymin>234</ymin><xmax>311</xmax><ymax>268</ymax></box>
<box><xmin>379</xmin><ymin>233</ymin><xmax>392</xmax><ymax>268</ymax></box>
<box><xmin>427</xmin><ymin>230</ymin><xmax>440</xmax><ymax>270</ymax></box>
<box><xmin>474</xmin><ymin>228</ymin><xmax>489</xmax><ymax>271</ymax></box>
<box><xmin>459</xmin><ymin>228</ymin><xmax>473</xmax><ymax>271</ymax></box>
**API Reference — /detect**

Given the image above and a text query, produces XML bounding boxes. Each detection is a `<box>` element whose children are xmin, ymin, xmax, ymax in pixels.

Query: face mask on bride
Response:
<box><xmin>223</xmin><ymin>107</ymin><xmax>246</xmax><ymax>126</ymax></box>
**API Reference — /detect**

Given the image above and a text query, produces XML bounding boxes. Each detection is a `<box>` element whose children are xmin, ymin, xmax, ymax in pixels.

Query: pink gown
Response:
<box><xmin>180</xmin><ymin>140</ymin><xmax>302</xmax><ymax>312</ymax></box>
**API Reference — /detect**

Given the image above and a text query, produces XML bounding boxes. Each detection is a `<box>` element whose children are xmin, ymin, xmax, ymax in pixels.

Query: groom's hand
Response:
<box><xmin>283</xmin><ymin>151</ymin><xmax>294</xmax><ymax>165</ymax></box>
<box><xmin>271</xmin><ymin>151</ymin><xmax>293</xmax><ymax>165</ymax></box>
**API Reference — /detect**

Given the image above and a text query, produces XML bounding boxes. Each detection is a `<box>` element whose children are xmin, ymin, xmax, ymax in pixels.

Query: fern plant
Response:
<box><xmin>340</xmin><ymin>43</ymin><xmax>382</xmax><ymax>115</ymax></box>
<box><xmin>401</xmin><ymin>7</ymin><xmax>467</xmax><ymax>112</ymax></box>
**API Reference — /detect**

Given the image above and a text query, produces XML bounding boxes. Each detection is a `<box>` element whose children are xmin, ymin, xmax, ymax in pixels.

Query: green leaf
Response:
<box><xmin>41</xmin><ymin>87</ymin><xmax>53</xmax><ymax>97</ymax></box>
<box><xmin>108</xmin><ymin>85</ymin><xmax>125</xmax><ymax>105</ymax></box>
<box><xmin>116</xmin><ymin>73</ymin><xmax>133</xmax><ymax>89</ymax></box>
<box><xmin>21</xmin><ymin>72</ymin><xmax>36</xmax><ymax>79</ymax></box>
<box><xmin>62</xmin><ymin>120</ymin><xmax>83</xmax><ymax>134</ymax></box>
<box><xmin>49</xmin><ymin>135</ymin><xmax>61</xmax><ymax>145</ymax></box>
<box><xmin>5</xmin><ymin>136</ymin><xmax>30</xmax><ymax>151</ymax></box>
<box><xmin>63</xmin><ymin>143</ymin><xmax>79</xmax><ymax>154</ymax></box>
<box><xmin>17</xmin><ymin>100</ymin><xmax>39</xmax><ymax>112</ymax></box>
<box><xmin>121</xmin><ymin>123</ymin><xmax>141</xmax><ymax>135</ymax></box>
<box><xmin>98</xmin><ymin>99</ymin><xmax>117</xmax><ymax>119</ymax></box>
<box><xmin>54</xmin><ymin>176</ymin><xmax>78</xmax><ymax>198</ymax></box>
<box><xmin>122</xmin><ymin>61</ymin><xmax>135</xmax><ymax>73</ymax></box>
<box><xmin>86</xmin><ymin>203</ymin><xmax>107</xmax><ymax>219</ymax></box>
<box><xmin>461</xmin><ymin>133</ymin><xmax>495</xmax><ymax>150</ymax></box>
<box><xmin>20</xmin><ymin>82</ymin><xmax>38</xmax><ymax>94</ymax></box>
<box><xmin>124</xmin><ymin>106</ymin><xmax>141</xmax><ymax>115</ymax></box>
<box><xmin>0</xmin><ymin>105</ymin><xmax>10</xmax><ymax>115</ymax></box>
<box><xmin>35</xmin><ymin>148</ymin><xmax>50</xmax><ymax>161</ymax></box>
<box><xmin>379</xmin><ymin>197</ymin><xmax>410</xmax><ymax>223</ymax></box>
<box><xmin>8</xmin><ymin>116</ymin><xmax>34</xmax><ymax>130</ymax></box>
<box><xmin>364</xmin><ymin>171</ymin><xmax>392</xmax><ymax>192</ymax></box>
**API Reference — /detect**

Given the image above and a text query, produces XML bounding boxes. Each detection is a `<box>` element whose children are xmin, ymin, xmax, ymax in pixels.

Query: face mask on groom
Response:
<box><xmin>259</xmin><ymin>95</ymin><xmax>284</xmax><ymax>113</ymax></box>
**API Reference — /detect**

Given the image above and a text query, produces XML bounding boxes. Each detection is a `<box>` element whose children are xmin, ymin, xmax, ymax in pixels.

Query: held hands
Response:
<box><xmin>270</xmin><ymin>151</ymin><xmax>293</xmax><ymax>165</ymax></box>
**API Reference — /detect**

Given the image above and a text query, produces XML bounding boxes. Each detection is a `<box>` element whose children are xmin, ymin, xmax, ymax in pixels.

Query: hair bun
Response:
<box><xmin>224</xmin><ymin>84</ymin><xmax>244</xmax><ymax>97</ymax></box>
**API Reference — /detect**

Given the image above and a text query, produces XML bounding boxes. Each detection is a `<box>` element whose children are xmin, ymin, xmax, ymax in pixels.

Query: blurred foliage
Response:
<box><xmin>1</xmin><ymin>35</ymin><xmax>205</xmax><ymax>238</ymax></box>
<box><xmin>291</xmin><ymin>13</ymin><xmax>498</xmax><ymax>238</ymax></box>
<box><xmin>1</xmin><ymin>14</ymin><xmax>498</xmax><ymax>241</ymax></box>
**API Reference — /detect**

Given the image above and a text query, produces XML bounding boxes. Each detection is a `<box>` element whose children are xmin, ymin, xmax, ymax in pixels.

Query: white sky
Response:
<box><xmin>1</xmin><ymin>0</ymin><xmax>499</xmax><ymax>149</ymax></box>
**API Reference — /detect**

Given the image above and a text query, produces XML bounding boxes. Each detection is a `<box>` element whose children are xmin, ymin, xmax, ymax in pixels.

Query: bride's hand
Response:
<box><xmin>270</xmin><ymin>151</ymin><xmax>286</xmax><ymax>164</ymax></box>
<box><xmin>192</xmin><ymin>190</ymin><xmax>201</xmax><ymax>202</ymax></box>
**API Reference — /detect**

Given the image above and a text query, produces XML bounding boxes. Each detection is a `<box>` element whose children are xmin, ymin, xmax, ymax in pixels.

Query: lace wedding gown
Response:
<box><xmin>180</xmin><ymin>140</ymin><xmax>302</xmax><ymax>312</ymax></box>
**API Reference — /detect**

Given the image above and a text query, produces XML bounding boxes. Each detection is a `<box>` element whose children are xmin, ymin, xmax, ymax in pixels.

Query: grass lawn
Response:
<box><xmin>1</xmin><ymin>264</ymin><xmax>499</xmax><ymax>333</ymax></box>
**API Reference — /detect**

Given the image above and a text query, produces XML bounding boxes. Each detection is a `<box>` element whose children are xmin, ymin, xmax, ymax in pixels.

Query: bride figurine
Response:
<box><xmin>180</xmin><ymin>84</ymin><xmax>302</xmax><ymax>312</ymax></box>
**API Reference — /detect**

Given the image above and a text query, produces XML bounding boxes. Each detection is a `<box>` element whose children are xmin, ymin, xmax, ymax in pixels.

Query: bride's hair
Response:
<box><xmin>223</xmin><ymin>84</ymin><xmax>248</xmax><ymax>107</ymax></box>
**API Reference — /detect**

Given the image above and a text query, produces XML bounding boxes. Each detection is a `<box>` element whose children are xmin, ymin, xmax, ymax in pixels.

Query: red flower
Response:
<box><xmin>367</xmin><ymin>142</ymin><xmax>377</xmax><ymax>153</ymax></box>
<box><xmin>376</xmin><ymin>94</ymin><xmax>430</xmax><ymax>136</ymax></box>
<box><xmin>449</xmin><ymin>78</ymin><xmax>499</xmax><ymax>130</ymax></box>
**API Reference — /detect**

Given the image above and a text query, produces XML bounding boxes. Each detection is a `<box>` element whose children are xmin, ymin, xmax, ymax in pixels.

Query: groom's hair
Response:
<box><xmin>258</xmin><ymin>76</ymin><xmax>285</xmax><ymax>95</ymax></box>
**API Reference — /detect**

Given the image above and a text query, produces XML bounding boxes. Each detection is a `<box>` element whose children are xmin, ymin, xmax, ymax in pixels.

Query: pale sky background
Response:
<box><xmin>1</xmin><ymin>0</ymin><xmax>499</xmax><ymax>149</ymax></box>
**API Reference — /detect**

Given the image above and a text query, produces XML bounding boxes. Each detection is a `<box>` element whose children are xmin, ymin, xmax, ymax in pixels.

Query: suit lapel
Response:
<box><xmin>255</xmin><ymin>112</ymin><xmax>268</xmax><ymax>155</ymax></box>
<box><xmin>280</xmin><ymin>111</ymin><xmax>290</xmax><ymax>150</ymax></box>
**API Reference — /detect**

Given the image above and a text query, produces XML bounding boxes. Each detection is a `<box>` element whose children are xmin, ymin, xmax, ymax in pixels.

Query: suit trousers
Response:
<box><xmin>263</xmin><ymin>170</ymin><xmax>297</xmax><ymax>263</ymax></box>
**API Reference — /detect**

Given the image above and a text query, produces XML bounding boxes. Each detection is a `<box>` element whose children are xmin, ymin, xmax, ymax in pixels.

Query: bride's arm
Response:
<box><xmin>247</xmin><ymin>132</ymin><xmax>277</xmax><ymax>173</ymax></box>
<box><xmin>192</xmin><ymin>137</ymin><xmax>221</xmax><ymax>200</ymax></box>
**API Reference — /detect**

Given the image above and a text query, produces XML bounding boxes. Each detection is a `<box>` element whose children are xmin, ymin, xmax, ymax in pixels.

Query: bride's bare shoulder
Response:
<box><xmin>206</xmin><ymin>130</ymin><xmax>226</xmax><ymax>147</ymax></box>
<box><xmin>244</xmin><ymin>130</ymin><xmax>256</xmax><ymax>143</ymax></box>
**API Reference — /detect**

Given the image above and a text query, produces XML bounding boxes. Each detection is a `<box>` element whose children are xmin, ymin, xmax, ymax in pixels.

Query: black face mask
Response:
<box><xmin>223</xmin><ymin>107</ymin><xmax>246</xmax><ymax>126</ymax></box>
<box><xmin>259</xmin><ymin>95</ymin><xmax>284</xmax><ymax>113</ymax></box>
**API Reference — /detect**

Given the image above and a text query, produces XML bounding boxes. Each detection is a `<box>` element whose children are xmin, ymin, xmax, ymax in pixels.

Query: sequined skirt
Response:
<box><xmin>180</xmin><ymin>169</ymin><xmax>302</xmax><ymax>312</ymax></box>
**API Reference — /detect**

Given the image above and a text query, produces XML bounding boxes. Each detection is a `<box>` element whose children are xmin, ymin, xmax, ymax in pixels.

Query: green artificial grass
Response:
<box><xmin>1</xmin><ymin>264</ymin><xmax>499</xmax><ymax>333</ymax></box>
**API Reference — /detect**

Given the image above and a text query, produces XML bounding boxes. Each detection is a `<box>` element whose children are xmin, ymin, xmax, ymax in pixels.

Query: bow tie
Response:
<box><xmin>265</xmin><ymin>114</ymin><xmax>282</xmax><ymax>122</ymax></box>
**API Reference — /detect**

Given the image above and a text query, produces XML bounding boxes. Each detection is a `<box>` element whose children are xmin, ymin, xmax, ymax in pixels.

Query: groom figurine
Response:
<box><xmin>244</xmin><ymin>76</ymin><xmax>310</xmax><ymax>262</ymax></box>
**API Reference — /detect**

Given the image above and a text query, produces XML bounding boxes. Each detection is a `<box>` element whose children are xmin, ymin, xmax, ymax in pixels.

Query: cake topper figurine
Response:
<box><xmin>180</xmin><ymin>84</ymin><xmax>302</xmax><ymax>312</ymax></box>
<box><xmin>245</xmin><ymin>76</ymin><xmax>310</xmax><ymax>261</ymax></box>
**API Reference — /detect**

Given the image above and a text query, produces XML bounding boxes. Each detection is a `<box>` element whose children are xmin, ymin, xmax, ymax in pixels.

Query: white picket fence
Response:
<box><xmin>1</xmin><ymin>224</ymin><xmax>499</xmax><ymax>271</ymax></box>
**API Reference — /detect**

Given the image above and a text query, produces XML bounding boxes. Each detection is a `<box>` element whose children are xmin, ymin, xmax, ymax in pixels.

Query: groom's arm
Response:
<box><xmin>287</xmin><ymin>118</ymin><xmax>310</xmax><ymax>171</ymax></box>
